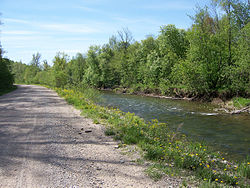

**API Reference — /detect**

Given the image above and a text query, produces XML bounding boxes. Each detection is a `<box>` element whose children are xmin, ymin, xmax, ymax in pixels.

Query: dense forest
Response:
<box><xmin>3</xmin><ymin>0</ymin><xmax>250</xmax><ymax>99</ymax></box>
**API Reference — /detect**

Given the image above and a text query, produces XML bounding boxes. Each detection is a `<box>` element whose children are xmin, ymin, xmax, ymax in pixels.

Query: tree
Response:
<box><xmin>231</xmin><ymin>0</ymin><xmax>250</xmax><ymax>29</ymax></box>
<box><xmin>84</xmin><ymin>46</ymin><xmax>102</xmax><ymax>87</ymax></box>
<box><xmin>31</xmin><ymin>52</ymin><xmax>42</xmax><ymax>68</ymax></box>
<box><xmin>0</xmin><ymin>58</ymin><xmax>14</xmax><ymax>90</ymax></box>
<box><xmin>66</xmin><ymin>53</ymin><xmax>86</xmax><ymax>86</ymax></box>
<box><xmin>117</xmin><ymin>28</ymin><xmax>134</xmax><ymax>51</ymax></box>
<box><xmin>11</xmin><ymin>61</ymin><xmax>27</xmax><ymax>83</ymax></box>
<box><xmin>53</xmin><ymin>52</ymin><xmax>69</xmax><ymax>88</ymax></box>
<box><xmin>158</xmin><ymin>25</ymin><xmax>189</xmax><ymax>59</ymax></box>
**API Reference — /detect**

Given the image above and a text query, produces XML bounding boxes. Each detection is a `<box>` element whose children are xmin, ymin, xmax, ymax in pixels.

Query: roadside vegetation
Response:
<box><xmin>0</xmin><ymin>43</ymin><xmax>15</xmax><ymax>95</ymax></box>
<box><xmin>52</xmin><ymin>87</ymin><xmax>250</xmax><ymax>187</ymax></box>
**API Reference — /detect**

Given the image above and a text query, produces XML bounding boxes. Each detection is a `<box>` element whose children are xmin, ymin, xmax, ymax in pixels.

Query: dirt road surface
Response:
<box><xmin>0</xmin><ymin>85</ymin><xmax>180</xmax><ymax>188</ymax></box>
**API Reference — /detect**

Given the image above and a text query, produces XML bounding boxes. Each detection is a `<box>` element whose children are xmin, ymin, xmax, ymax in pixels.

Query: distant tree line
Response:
<box><xmin>8</xmin><ymin>0</ymin><xmax>250</xmax><ymax>98</ymax></box>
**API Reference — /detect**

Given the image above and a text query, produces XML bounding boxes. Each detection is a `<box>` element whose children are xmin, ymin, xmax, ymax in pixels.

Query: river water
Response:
<box><xmin>99</xmin><ymin>91</ymin><xmax>250</xmax><ymax>161</ymax></box>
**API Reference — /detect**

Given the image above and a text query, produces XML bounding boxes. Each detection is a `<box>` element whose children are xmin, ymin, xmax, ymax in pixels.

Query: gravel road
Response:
<box><xmin>0</xmin><ymin>85</ymin><xmax>181</xmax><ymax>188</ymax></box>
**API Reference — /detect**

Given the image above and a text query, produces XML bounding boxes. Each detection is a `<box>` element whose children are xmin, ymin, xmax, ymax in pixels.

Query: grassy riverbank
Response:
<box><xmin>0</xmin><ymin>85</ymin><xmax>17</xmax><ymax>96</ymax></box>
<box><xmin>53</xmin><ymin>87</ymin><xmax>249</xmax><ymax>187</ymax></box>
<box><xmin>232</xmin><ymin>98</ymin><xmax>250</xmax><ymax>109</ymax></box>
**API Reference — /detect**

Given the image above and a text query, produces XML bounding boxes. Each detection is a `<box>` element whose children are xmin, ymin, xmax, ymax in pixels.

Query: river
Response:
<box><xmin>99</xmin><ymin>91</ymin><xmax>250</xmax><ymax>161</ymax></box>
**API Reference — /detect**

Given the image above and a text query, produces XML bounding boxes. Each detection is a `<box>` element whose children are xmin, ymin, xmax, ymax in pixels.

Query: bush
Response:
<box><xmin>0</xmin><ymin>59</ymin><xmax>14</xmax><ymax>90</ymax></box>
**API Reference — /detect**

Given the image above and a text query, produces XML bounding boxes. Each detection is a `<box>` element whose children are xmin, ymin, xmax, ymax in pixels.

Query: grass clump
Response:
<box><xmin>232</xmin><ymin>97</ymin><xmax>250</xmax><ymax>108</ymax></box>
<box><xmin>54</xmin><ymin>87</ymin><xmax>250</xmax><ymax>187</ymax></box>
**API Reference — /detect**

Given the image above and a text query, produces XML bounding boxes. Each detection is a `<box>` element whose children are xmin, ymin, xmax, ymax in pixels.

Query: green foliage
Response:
<box><xmin>66</xmin><ymin>53</ymin><xmax>86</xmax><ymax>86</ymax></box>
<box><xmin>24</xmin><ymin>65</ymin><xmax>40</xmax><ymax>84</ymax></box>
<box><xmin>52</xmin><ymin>52</ymin><xmax>69</xmax><ymax>88</ymax></box>
<box><xmin>0</xmin><ymin>58</ymin><xmax>14</xmax><ymax>90</ymax></box>
<box><xmin>83</xmin><ymin>46</ymin><xmax>102</xmax><ymax>87</ymax></box>
<box><xmin>0</xmin><ymin>42</ymin><xmax>14</xmax><ymax>90</ymax></box>
<box><xmin>11</xmin><ymin>61</ymin><xmax>27</xmax><ymax>83</ymax></box>
<box><xmin>0</xmin><ymin>85</ymin><xmax>17</xmax><ymax>96</ymax></box>
<box><xmin>159</xmin><ymin>24</ymin><xmax>189</xmax><ymax>59</ymax></box>
<box><xmin>233</xmin><ymin>97</ymin><xmax>250</xmax><ymax>108</ymax></box>
<box><xmin>227</xmin><ymin>23</ymin><xmax>250</xmax><ymax>95</ymax></box>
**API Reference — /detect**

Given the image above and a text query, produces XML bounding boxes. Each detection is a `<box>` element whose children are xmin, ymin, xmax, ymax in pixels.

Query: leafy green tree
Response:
<box><xmin>52</xmin><ymin>52</ymin><xmax>69</xmax><ymax>88</ymax></box>
<box><xmin>0</xmin><ymin>57</ymin><xmax>14</xmax><ymax>90</ymax></box>
<box><xmin>98</xmin><ymin>44</ymin><xmax>117</xmax><ymax>88</ymax></box>
<box><xmin>31</xmin><ymin>52</ymin><xmax>42</xmax><ymax>68</ymax></box>
<box><xmin>10</xmin><ymin>61</ymin><xmax>27</xmax><ymax>83</ymax></box>
<box><xmin>226</xmin><ymin>22</ymin><xmax>250</xmax><ymax>95</ymax></box>
<box><xmin>84</xmin><ymin>46</ymin><xmax>102</xmax><ymax>87</ymax></box>
<box><xmin>66</xmin><ymin>53</ymin><xmax>86</xmax><ymax>86</ymax></box>
<box><xmin>176</xmin><ymin>7</ymin><xmax>229</xmax><ymax>95</ymax></box>
<box><xmin>158</xmin><ymin>25</ymin><xmax>189</xmax><ymax>59</ymax></box>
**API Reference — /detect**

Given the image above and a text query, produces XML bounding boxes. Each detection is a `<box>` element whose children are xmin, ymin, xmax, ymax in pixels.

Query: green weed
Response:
<box><xmin>233</xmin><ymin>97</ymin><xmax>250</xmax><ymax>108</ymax></box>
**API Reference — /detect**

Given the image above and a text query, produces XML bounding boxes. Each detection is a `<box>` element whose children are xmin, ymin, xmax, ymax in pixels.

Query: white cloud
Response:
<box><xmin>2</xmin><ymin>36</ymin><xmax>41</xmax><ymax>42</ymax></box>
<box><xmin>40</xmin><ymin>23</ymin><xmax>99</xmax><ymax>34</ymax></box>
<box><xmin>3</xmin><ymin>18</ymin><xmax>30</xmax><ymax>24</ymax></box>
<box><xmin>2</xmin><ymin>30</ymin><xmax>38</xmax><ymax>35</ymax></box>
<box><xmin>113</xmin><ymin>16</ymin><xmax>162</xmax><ymax>26</ymax></box>
<box><xmin>143</xmin><ymin>1</ymin><xmax>193</xmax><ymax>11</ymax></box>
<box><xmin>77</xmin><ymin>6</ymin><xmax>99</xmax><ymax>12</ymax></box>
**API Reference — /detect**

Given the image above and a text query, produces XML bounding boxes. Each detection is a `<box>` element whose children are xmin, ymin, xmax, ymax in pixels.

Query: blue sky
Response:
<box><xmin>0</xmin><ymin>0</ymin><xmax>210</xmax><ymax>64</ymax></box>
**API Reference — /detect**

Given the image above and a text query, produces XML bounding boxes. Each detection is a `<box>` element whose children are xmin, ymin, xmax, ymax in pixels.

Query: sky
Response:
<box><xmin>0</xmin><ymin>0</ymin><xmax>210</xmax><ymax>65</ymax></box>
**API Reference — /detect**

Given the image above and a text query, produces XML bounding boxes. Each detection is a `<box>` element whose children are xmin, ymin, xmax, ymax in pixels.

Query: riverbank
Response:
<box><xmin>51</xmin><ymin>86</ymin><xmax>249</xmax><ymax>187</ymax></box>
<box><xmin>100</xmin><ymin>88</ymin><xmax>250</xmax><ymax>114</ymax></box>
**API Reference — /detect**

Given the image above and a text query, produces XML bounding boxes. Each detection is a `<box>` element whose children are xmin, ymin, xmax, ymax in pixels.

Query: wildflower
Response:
<box><xmin>248</xmin><ymin>162</ymin><xmax>250</xmax><ymax>165</ymax></box>
<box><xmin>215</xmin><ymin>179</ymin><xmax>218</xmax><ymax>181</ymax></box>
<box><xmin>176</xmin><ymin>146</ymin><xmax>179</xmax><ymax>149</ymax></box>
<box><xmin>213</xmin><ymin>170</ymin><xmax>216</xmax><ymax>173</ymax></box>
<box><xmin>199</xmin><ymin>163</ymin><xmax>202</xmax><ymax>166</ymax></box>
<box><xmin>234</xmin><ymin>176</ymin><xmax>237</xmax><ymax>179</ymax></box>
<box><xmin>224</xmin><ymin>168</ymin><xmax>227</xmax><ymax>171</ymax></box>
<box><xmin>221</xmin><ymin>181</ymin><xmax>223</xmax><ymax>183</ymax></box>
<box><xmin>196</xmin><ymin>153</ymin><xmax>198</xmax><ymax>156</ymax></box>
<box><xmin>222</xmin><ymin>158</ymin><xmax>225</xmax><ymax>160</ymax></box>
<box><xmin>203</xmin><ymin>149</ymin><xmax>206</xmax><ymax>151</ymax></box>
<box><xmin>204</xmin><ymin>178</ymin><xmax>207</xmax><ymax>181</ymax></box>
<box><xmin>169</xmin><ymin>142</ymin><xmax>171</xmax><ymax>145</ymax></box>
<box><xmin>206</xmin><ymin>164</ymin><xmax>210</xmax><ymax>168</ymax></box>
<box><xmin>200</xmin><ymin>145</ymin><xmax>202</xmax><ymax>148</ymax></box>
<box><xmin>211</xmin><ymin>160</ymin><xmax>215</xmax><ymax>162</ymax></box>
<box><xmin>236</xmin><ymin>182</ymin><xmax>238</xmax><ymax>185</ymax></box>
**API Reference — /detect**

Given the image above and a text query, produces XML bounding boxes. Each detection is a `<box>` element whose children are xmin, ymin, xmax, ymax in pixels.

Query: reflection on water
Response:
<box><xmin>99</xmin><ymin>91</ymin><xmax>250</xmax><ymax>161</ymax></box>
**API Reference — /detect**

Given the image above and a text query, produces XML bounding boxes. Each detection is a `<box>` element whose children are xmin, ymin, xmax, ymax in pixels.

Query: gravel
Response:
<box><xmin>0</xmin><ymin>85</ymin><xmax>182</xmax><ymax>188</ymax></box>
